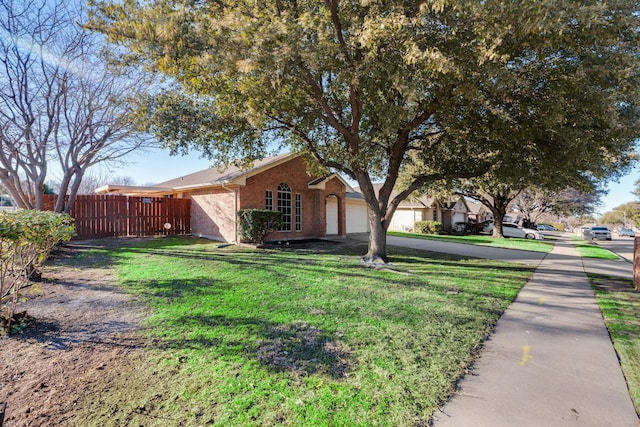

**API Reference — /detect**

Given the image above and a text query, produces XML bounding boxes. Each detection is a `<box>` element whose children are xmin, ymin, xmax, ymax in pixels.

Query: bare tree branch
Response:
<box><xmin>0</xmin><ymin>0</ymin><xmax>152</xmax><ymax>212</ymax></box>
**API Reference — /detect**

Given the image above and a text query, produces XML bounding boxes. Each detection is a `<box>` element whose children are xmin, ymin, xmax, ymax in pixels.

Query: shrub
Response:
<box><xmin>238</xmin><ymin>209</ymin><xmax>283</xmax><ymax>244</ymax></box>
<box><xmin>0</xmin><ymin>210</ymin><xmax>75</xmax><ymax>335</ymax></box>
<box><xmin>464</xmin><ymin>220</ymin><xmax>479</xmax><ymax>234</ymax></box>
<box><xmin>414</xmin><ymin>220</ymin><xmax>443</xmax><ymax>234</ymax></box>
<box><xmin>454</xmin><ymin>222</ymin><xmax>468</xmax><ymax>233</ymax></box>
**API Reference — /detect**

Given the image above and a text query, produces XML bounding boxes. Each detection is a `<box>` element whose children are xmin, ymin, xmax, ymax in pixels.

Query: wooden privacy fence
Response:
<box><xmin>43</xmin><ymin>195</ymin><xmax>191</xmax><ymax>239</ymax></box>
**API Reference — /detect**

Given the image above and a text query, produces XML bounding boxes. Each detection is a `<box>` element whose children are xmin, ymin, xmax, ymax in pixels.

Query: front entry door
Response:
<box><xmin>325</xmin><ymin>195</ymin><xmax>338</xmax><ymax>235</ymax></box>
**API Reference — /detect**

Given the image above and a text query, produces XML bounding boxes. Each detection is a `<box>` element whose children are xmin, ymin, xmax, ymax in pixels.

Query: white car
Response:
<box><xmin>589</xmin><ymin>226</ymin><xmax>612</xmax><ymax>240</ymax></box>
<box><xmin>618</xmin><ymin>228</ymin><xmax>635</xmax><ymax>237</ymax></box>
<box><xmin>483</xmin><ymin>222</ymin><xmax>544</xmax><ymax>240</ymax></box>
<box><xmin>536</xmin><ymin>224</ymin><xmax>557</xmax><ymax>231</ymax></box>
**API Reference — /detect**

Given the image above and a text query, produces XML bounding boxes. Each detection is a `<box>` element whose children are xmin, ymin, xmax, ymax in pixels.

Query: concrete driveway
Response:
<box><xmin>384</xmin><ymin>234</ymin><xmax>548</xmax><ymax>266</ymax></box>
<box><xmin>378</xmin><ymin>233</ymin><xmax>635</xmax><ymax>280</ymax></box>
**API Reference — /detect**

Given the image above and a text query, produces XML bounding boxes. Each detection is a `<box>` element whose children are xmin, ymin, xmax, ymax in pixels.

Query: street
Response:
<box><xmin>593</xmin><ymin>233</ymin><xmax>637</xmax><ymax>262</ymax></box>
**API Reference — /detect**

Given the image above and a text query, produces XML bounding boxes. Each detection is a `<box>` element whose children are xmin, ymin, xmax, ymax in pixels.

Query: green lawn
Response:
<box><xmin>388</xmin><ymin>231</ymin><xmax>554</xmax><ymax>253</ymax></box>
<box><xmin>590</xmin><ymin>275</ymin><xmax>640</xmax><ymax>414</ymax></box>
<box><xmin>69</xmin><ymin>236</ymin><xmax>533</xmax><ymax>427</ymax></box>
<box><xmin>572</xmin><ymin>237</ymin><xmax>620</xmax><ymax>260</ymax></box>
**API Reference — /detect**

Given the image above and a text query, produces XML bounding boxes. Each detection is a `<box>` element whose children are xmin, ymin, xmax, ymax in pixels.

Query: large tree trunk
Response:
<box><xmin>489</xmin><ymin>196</ymin><xmax>512</xmax><ymax>238</ymax></box>
<box><xmin>63</xmin><ymin>176</ymin><xmax>83</xmax><ymax>214</ymax></box>
<box><xmin>363</xmin><ymin>209</ymin><xmax>388</xmax><ymax>264</ymax></box>
<box><xmin>352</xmin><ymin>167</ymin><xmax>392</xmax><ymax>264</ymax></box>
<box><xmin>491</xmin><ymin>208</ymin><xmax>507</xmax><ymax>238</ymax></box>
<box><xmin>33</xmin><ymin>178</ymin><xmax>46</xmax><ymax>211</ymax></box>
<box><xmin>55</xmin><ymin>166</ymin><xmax>84</xmax><ymax>213</ymax></box>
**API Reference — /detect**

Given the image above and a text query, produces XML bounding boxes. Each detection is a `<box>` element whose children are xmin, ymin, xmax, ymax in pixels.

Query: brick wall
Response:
<box><xmin>188</xmin><ymin>188</ymin><xmax>237</xmax><ymax>242</ymax></box>
<box><xmin>240</xmin><ymin>156</ymin><xmax>346</xmax><ymax>241</ymax></box>
<box><xmin>179</xmin><ymin>156</ymin><xmax>347</xmax><ymax>243</ymax></box>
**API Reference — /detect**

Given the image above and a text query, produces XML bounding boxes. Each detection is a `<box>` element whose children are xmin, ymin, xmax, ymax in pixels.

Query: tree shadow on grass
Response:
<box><xmin>42</xmin><ymin>236</ymin><xmax>529</xmax><ymax>380</ymax></box>
<box><xmin>48</xmin><ymin>236</ymin><xmax>211</xmax><ymax>270</ymax></box>
<box><xmin>157</xmin><ymin>314</ymin><xmax>353</xmax><ymax>379</ymax></box>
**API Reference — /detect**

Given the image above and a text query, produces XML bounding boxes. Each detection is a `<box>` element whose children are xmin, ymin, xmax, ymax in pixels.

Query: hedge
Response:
<box><xmin>414</xmin><ymin>220</ymin><xmax>443</xmax><ymax>234</ymax></box>
<box><xmin>1</xmin><ymin>210</ymin><xmax>75</xmax><ymax>334</ymax></box>
<box><xmin>238</xmin><ymin>209</ymin><xmax>283</xmax><ymax>244</ymax></box>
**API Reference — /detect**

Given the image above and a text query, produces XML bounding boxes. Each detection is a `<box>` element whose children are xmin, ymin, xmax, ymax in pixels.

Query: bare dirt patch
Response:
<box><xmin>0</xmin><ymin>241</ymin><xmax>148</xmax><ymax>427</ymax></box>
<box><xmin>0</xmin><ymin>237</ymin><xmax>370</xmax><ymax>426</ymax></box>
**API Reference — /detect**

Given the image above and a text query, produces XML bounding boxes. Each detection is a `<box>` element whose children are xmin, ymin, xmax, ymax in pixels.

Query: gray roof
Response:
<box><xmin>346</xmin><ymin>191</ymin><xmax>366</xmax><ymax>200</ymax></box>
<box><xmin>155</xmin><ymin>152</ymin><xmax>294</xmax><ymax>189</ymax></box>
<box><xmin>96</xmin><ymin>152</ymin><xmax>355</xmax><ymax>195</ymax></box>
<box><xmin>465</xmin><ymin>200</ymin><xmax>488</xmax><ymax>215</ymax></box>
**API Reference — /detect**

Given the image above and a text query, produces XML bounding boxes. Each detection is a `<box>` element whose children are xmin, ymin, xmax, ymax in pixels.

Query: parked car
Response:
<box><xmin>618</xmin><ymin>228</ymin><xmax>636</xmax><ymax>237</ymax></box>
<box><xmin>589</xmin><ymin>226</ymin><xmax>612</xmax><ymax>240</ymax></box>
<box><xmin>481</xmin><ymin>220</ymin><xmax>493</xmax><ymax>233</ymax></box>
<box><xmin>0</xmin><ymin>194</ymin><xmax>16</xmax><ymax>211</ymax></box>
<box><xmin>503</xmin><ymin>223</ymin><xmax>544</xmax><ymax>240</ymax></box>
<box><xmin>536</xmin><ymin>224</ymin><xmax>557</xmax><ymax>231</ymax></box>
<box><xmin>578</xmin><ymin>226</ymin><xmax>591</xmax><ymax>238</ymax></box>
<box><xmin>483</xmin><ymin>222</ymin><xmax>544</xmax><ymax>240</ymax></box>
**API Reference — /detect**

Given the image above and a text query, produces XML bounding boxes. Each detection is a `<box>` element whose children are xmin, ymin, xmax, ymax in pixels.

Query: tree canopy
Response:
<box><xmin>90</xmin><ymin>0</ymin><xmax>640</xmax><ymax>260</ymax></box>
<box><xmin>600</xmin><ymin>201</ymin><xmax>640</xmax><ymax>229</ymax></box>
<box><xmin>513</xmin><ymin>186</ymin><xmax>603</xmax><ymax>224</ymax></box>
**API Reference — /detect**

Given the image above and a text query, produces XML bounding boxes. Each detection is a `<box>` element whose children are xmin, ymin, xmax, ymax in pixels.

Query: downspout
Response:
<box><xmin>221</xmin><ymin>183</ymin><xmax>239</xmax><ymax>243</ymax></box>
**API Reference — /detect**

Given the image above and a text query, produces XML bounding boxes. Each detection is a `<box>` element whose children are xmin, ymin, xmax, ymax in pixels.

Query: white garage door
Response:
<box><xmin>390</xmin><ymin>209</ymin><xmax>416</xmax><ymax>231</ymax></box>
<box><xmin>346</xmin><ymin>202</ymin><xmax>369</xmax><ymax>233</ymax></box>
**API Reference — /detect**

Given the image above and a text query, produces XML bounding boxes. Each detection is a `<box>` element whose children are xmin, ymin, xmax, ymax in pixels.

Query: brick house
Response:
<box><xmin>96</xmin><ymin>153</ymin><xmax>352</xmax><ymax>243</ymax></box>
<box><xmin>387</xmin><ymin>195</ymin><xmax>469</xmax><ymax>232</ymax></box>
<box><xmin>351</xmin><ymin>184</ymin><xmax>469</xmax><ymax>233</ymax></box>
<box><xmin>466</xmin><ymin>200</ymin><xmax>493</xmax><ymax>224</ymax></box>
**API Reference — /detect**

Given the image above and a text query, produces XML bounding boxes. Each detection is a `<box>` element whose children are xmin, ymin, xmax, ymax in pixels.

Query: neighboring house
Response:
<box><xmin>389</xmin><ymin>195</ymin><xmax>470</xmax><ymax>232</ymax></box>
<box><xmin>350</xmin><ymin>185</ymin><xmax>469</xmax><ymax>233</ymax></box>
<box><xmin>96</xmin><ymin>153</ymin><xmax>352</xmax><ymax>243</ymax></box>
<box><xmin>440</xmin><ymin>198</ymin><xmax>471</xmax><ymax>231</ymax></box>
<box><xmin>465</xmin><ymin>200</ymin><xmax>522</xmax><ymax>225</ymax></box>
<box><xmin>388</xmin><ymin>194</ymin><xmax>433</xmax><ymax>232</ymax></box>
<box><xmin>466</xmin><ymin>200</ymin><xmax>493</xmax><ymax>224</ymax></box>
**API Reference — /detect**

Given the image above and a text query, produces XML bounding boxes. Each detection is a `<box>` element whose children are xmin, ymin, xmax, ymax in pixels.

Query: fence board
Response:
<box><xmin>42</xmin><ymin>195</ymin><xmax>191</xmax><ymax>239</ymax></box>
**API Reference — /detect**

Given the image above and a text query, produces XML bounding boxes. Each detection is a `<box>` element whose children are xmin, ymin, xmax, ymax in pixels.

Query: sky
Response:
<box><xmin>597</xmin><ymin>167</ymin><xmax>639</xmax><ymax>215</ymax></box>
<box><xmin>110</xmin><ymin>147</ymin><xmax>640</xmax><ymax>217</ymax></box>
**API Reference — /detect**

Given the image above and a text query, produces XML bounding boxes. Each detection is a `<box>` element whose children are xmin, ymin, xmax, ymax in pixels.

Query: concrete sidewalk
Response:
<box><xmin>384</xmin><ymin>233</ymin><xmax>634</xmax><ymax>280</ymax></box>
<box><xmin>427</xmin><ymin>237</ymin><xmax>639</xmax><ymax>426</ymax></box>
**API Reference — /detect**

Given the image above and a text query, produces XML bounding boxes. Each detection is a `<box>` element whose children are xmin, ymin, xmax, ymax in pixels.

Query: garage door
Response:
<box><xmin>390</xmin><ymin>209</ymin><xmax>417</xmax><ymax>231</ymax></box>
<box><xmin>346</xmin><ymin>201</ymin><xmax>369</xmax><ymax>233</ymax></box>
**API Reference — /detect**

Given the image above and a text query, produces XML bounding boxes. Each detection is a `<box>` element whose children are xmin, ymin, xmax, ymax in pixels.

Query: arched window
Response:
<box><xmin>277</xmin><ymin>183</ymin><xmax>292</xmax><ymax>231</ymax></box>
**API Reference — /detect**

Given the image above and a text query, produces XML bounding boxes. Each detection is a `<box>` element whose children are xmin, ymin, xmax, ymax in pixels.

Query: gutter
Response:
<box><xmin>172</xmin><ymin>180</ymin><xmax>232</xmax><ymax>191</ymax></box>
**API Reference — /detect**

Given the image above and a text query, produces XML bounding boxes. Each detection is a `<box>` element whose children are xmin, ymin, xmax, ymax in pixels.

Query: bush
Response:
<box><xmin>464</xmin><ymin>220</ymin><xmax>480</xmax><ymax>234</ymax></box>
<box><xmin>414</xmin><ymin>220</ymin><xmax>443</xmax><ymax>234</ymax></box>
<box><xmin>238</xmin><ymin>209</ymin><xmax>283</xmax><ymax>244</ymax></box>
<box><xmin>0</xmin><ymin>210</ymin><xmax>75</xmax><ymax>335</ymax></box>
<box><xmin>454</xmin><ymin>222</ymin><xmax>467</xmax><ymax>233</ymax></box>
